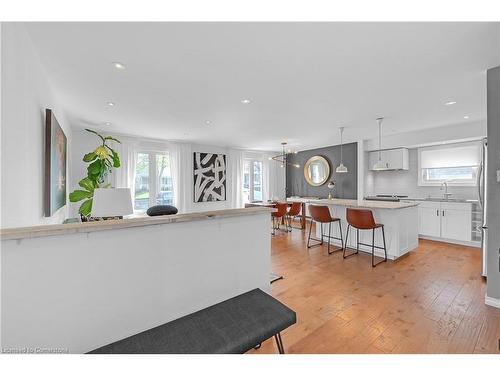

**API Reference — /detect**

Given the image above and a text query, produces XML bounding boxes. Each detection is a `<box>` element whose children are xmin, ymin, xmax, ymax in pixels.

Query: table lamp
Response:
<box><xmin>327</xmin><ymin>181</ymin><xmax>335</xmax><ymax>199</ymax></box>
<box><xmin>91</xmin><ymin>188</ymin><xmax>133</xmax><ymax>219</ymax></box>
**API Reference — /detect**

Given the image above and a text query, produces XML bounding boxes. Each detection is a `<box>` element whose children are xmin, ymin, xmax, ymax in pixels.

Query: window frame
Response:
<box><xmin>243</xmin><ymin>159</ymin><xmax>263</xmax><ymax>203</ymax></box>
<box><xmin>417</xmin><ymin>142</ymin><xmax>481</xmax><ymax>187</ymax></box>
<box><xmin>134</xmin><ymin>151</ymin><xmax>173</xmax><ymax>212</ymax></box>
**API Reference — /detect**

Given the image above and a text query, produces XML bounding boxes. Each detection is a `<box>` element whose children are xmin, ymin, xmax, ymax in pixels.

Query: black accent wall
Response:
<box><xmin>286</xmin><ymin>142</ymin><xmax>357</xmax><ymax>199</ymax></box>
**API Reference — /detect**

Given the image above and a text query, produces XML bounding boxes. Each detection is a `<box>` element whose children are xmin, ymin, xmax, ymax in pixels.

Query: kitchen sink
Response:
<box><xmin>401</xmin><ymin>197</ymin><xmax>472</xmax><ymax>203</ymax></box>
<box><xmin>425</xmin><ymin>197</ymin><xmax>469</xmax><ymax>202</ymax></box>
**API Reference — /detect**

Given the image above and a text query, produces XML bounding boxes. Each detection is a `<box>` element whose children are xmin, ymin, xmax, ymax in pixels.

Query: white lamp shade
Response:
<box><xmin>91</xmin><ymin>188</ymin><xmax>133</xmax><ymax>217</ymax></box>
<box><xmin>335</xmin><ymin>163</ymin><xmax>348</xmax><ymax>173</ymax></box>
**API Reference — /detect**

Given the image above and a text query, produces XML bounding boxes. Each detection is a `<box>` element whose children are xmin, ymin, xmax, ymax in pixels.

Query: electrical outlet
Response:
<box><xmin>497</xmin><ymin>170</ymin><xmax>500</xmax><ymax>182</ymax></box>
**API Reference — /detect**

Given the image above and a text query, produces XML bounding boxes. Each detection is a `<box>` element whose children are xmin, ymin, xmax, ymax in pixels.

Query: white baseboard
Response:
<box><xmin>419</xmin><ymin>235</ymin><xmax>480</xmax><ymax>248</ymax></box>
<box><xmin>485</xmin><ymin>295</ymin><xmax>500</xmax><ymax>309</ymax></box>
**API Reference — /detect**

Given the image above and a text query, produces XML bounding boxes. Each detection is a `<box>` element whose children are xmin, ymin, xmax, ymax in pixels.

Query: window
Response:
<box><xmin>243</xmin><ymin>159</ymin><xmax>263</xmax><ymax>203</ymax></box>
<box><xmin>418</xmin><ymin>142</ymin><xmax>481</xmax><ymax>186</ymax></box>
<box><xmin>134</xmin><ymin>152</ymin><xmax>174</xmax><ymax>211</ymax></box>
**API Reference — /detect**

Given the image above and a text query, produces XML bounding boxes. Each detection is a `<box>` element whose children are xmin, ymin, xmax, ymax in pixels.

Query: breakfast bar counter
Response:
<box><xmin>308</xmin><ymin>199</ymin><xmax>419</xmax><ymax>260</ymax></box>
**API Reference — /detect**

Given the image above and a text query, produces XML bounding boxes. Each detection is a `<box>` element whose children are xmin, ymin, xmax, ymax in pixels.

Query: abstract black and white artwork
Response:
<box><xmin>193</xmin><ymin>152</ymin><xmax>226</xmax><ymax>202</ymax></box>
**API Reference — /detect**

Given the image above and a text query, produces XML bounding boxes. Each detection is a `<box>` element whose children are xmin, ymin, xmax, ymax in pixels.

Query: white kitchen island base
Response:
<box><xmin>311</xmin><ymin>199</ymin><xmax>419</xmax><ymax>260</ymax></box>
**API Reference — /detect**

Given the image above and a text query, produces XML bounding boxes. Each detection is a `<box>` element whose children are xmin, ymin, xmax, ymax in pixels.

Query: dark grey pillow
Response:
<box><xmin>146</xmin><ymin>205</ymin><xmax>178</xmax><ymax>216</ymax></box>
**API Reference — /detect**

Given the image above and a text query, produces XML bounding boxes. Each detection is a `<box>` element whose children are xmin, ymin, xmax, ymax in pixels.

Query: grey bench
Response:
<box><xmin>88</xmin><ymin>288</ymin><xmax>296</xmax><ymax>354</ymax></box>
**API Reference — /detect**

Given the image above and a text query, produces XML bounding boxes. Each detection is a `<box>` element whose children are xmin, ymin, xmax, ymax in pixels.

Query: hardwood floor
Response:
<box><xmin>253</xmin><ymin>225</ymin><xmax>500</xmax><ymax>354</ymax></box>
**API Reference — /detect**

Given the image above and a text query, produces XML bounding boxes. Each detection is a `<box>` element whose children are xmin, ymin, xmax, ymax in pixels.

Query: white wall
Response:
<box><xmin>362</xmin><ymin>121</ymin><xmax>486</xmax><ymax>200</ymax></box>
<box><xmin>365</xmin><ymin>148</ymin><xmax>477</xmax><ymax>200</ymax></box>
<box><xmin>1</xmin><ymin>23</ymin><xmax>71</xmax><ymax>228</ymax></box>
<box><xmin>364</xmin><ymin>120</ymin><xmax>486</xmax><ymax>151</ymax></box>
<box><xmin>70</xmin><ymin>129</ymin><xmax>284</xmax><ymax>215</ymax></box>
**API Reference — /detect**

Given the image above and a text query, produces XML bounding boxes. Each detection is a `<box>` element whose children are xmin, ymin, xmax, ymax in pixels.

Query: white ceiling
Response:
<box><xmin>25</xmin><ymin>22</ymin><xmax>499</xmax><ymax>151</ymax></box>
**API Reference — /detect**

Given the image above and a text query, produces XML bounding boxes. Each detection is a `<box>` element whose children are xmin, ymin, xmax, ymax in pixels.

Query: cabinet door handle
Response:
<box><xmin>442</xmin><ymin>210</ymin><xmax>445</xmax><ymax>216</ymax></box>
<box><xmin>436</xmin><ymin>209</ymin><xmax>439</xmax><ymax>216</ymax></box>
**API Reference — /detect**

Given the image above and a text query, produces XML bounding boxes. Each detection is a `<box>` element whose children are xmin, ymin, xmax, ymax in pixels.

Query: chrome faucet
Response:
<box><xmin>441</xmin><ymin>181</ymin><xmax>452</xmax><ymax>200</ymax></box>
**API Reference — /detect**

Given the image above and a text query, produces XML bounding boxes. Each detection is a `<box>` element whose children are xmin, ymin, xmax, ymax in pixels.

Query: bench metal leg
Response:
<box><xmin>274</xmin><ymin>333</ymin><xmax>285</xmax><ymax>354</ymax></box>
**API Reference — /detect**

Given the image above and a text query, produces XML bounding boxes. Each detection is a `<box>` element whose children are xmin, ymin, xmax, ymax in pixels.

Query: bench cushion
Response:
<box><xmin>88</xmin><ymin>288</ymin><xmax>296</xmax><ymax>354</ymax></box>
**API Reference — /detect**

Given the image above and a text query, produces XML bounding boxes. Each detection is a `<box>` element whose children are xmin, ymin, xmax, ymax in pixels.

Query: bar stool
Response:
<box><xmin>307</xmin><ymin>205</ymin><xmax>343</xmax><ymax>255</ymax></box>
<box><xmin>286</xmin><ymin>202</ymin><xmax>303</xmax><ymax>231</ymax></box>
<box><xmin>272</xmin><ymin>203</ymin><xmax>289</xmax><ymax>235</ymax></box>
<box><xmin>343</xmin><ymin>208</ymin><xmax>387</xmax><ymax>267</ymax></box>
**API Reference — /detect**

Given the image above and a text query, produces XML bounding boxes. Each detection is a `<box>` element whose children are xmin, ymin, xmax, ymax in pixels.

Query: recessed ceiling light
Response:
<box><xmin>112</xmin><ymin>62</ymin><xmax>126</xmax><ymax>70</ymax></box>
<box><xmin>205</xmin><ymin>120</ymin><xmax>211</xmax><ymax>125</ymax></box>
<box><xmin>107</xmin><ymin>101</ymin><xmax>115</xmax><ymax>107</ymax></box>
<box><xmin>444</xmin><ymin>101</ymin><xmax>457</xmax><ymax>106</ymax></box>
<box><xmin>463</xmin><ymin>115</ymin><xmax>470</xmax><ymax>119</ymax></box>
<box><xmin>241</xmin><ymin>99</ymin><xmax>251</xmax><ymax>104</ymax></box>
<box><xmin>104</xmin><ymin>122</ymin><xmax>112</xmax><ymax>126</ymax></box>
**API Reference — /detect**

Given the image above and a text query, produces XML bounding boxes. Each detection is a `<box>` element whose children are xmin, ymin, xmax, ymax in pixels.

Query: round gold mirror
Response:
<box><xmin>304</xmin><ymin>156</ymin><xmax>330</xmax><ymax>186</ymax></box>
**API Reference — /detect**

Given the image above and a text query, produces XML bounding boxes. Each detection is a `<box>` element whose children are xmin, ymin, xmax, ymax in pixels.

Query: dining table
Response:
<box><xmin>244</xmin><ymin>200</ymin><xmax>307</xmax><ymax>230</ymax></box>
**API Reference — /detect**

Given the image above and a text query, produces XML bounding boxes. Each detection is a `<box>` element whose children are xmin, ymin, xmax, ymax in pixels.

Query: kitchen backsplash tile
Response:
<box><xmin>365</xmin><ymin>148</ymin><xmax>477</xmax><ymax>200</ymax></box>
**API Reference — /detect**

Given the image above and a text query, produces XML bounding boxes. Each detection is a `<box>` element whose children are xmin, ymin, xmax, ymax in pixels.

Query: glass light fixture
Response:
<box><xmin>372</xmin><ymin>117</ymin><xmax>388</xmax><ymax>170</ymax></box>
<box><xmin>335</xmin><ymin>127</ymin><xmax>348</xmax><ymax>173</ymax></box>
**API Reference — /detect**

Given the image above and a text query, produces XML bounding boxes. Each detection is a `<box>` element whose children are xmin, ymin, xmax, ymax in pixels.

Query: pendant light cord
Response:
<box><xmin>340</xmin><ymin>127</ymin><xmax>344</xmax><ymax>163</ymax></box>
<box><xmin>377</xmin><ymin>118</ymin><xmax>383</xmax><ymax>161</ymax></box>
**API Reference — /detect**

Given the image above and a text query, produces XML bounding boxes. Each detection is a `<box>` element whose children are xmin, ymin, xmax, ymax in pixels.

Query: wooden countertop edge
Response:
<box><xmin>296</xmin><ymin>199</ymin><xmax>419</xmax><ymax>209</ymax></box>
<box><xmin>1</xmin><ymin>207</ymin><xmax>276</xmax><ymax>241</ymax></box>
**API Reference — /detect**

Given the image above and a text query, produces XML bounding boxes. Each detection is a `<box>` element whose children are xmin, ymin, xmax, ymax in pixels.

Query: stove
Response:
<box><xmin>364</xmin><ymin>194</ymin><xmax>409</xmax><ymax>202</ymax></box>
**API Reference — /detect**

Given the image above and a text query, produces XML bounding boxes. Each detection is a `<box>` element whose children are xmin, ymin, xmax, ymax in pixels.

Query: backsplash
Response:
<box><xmin>365</xmin><ymin>148</ymin><xmax>478</xmax><ymax>200</ymax></box>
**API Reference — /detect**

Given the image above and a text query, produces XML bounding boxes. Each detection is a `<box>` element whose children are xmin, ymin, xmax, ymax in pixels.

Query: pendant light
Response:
<box><xmin>335</xmin><ymin>127</ymin><xmax>348</xmax><ymax>173</ymax></box>
<box><xmin>372</xmin><ymin>117</ymin><xmax>388</xmax><ymax>171</ymax></box>
<box><xmin>269</xmin><ymin>142</ymin><xmax>300</xmax><ymax>168</ymax></box>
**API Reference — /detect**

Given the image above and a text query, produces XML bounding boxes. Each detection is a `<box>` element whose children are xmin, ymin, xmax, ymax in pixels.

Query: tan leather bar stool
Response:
<box><xmin>286</xmin><ymin>202</ymin><xmax>302</xmax><ymax>231</ymax></box>
<box><xmin>307</xmin><ymin>205</ymin><xmax>343</xmax><ymax>255</ymax></box>
<box><xmin>343</xmin><ymin>208</ymin><xmax>387</xmax><ymax>267</ymax></box>
<box><xmin>272</xmin><ymin>203</ymin><xmax>289</xmax><ymax>235</ymax></box>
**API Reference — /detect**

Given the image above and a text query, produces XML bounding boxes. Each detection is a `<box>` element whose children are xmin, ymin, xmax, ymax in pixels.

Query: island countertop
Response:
<box><xmin>303</xmin><ymin>198</ymin><xmax>419</xmax><ymax>210</ymax></box>
<box><xmin>0</xmin><ymin>207</ymin><xmax>275</xmax><ymax>241</ymax></box>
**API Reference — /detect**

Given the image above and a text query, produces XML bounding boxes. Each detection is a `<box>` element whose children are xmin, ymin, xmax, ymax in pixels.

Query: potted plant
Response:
<box><xmin>69</xmin><ymin>129</ymin><xmax>121</xmax><ymax>220</ymax></box>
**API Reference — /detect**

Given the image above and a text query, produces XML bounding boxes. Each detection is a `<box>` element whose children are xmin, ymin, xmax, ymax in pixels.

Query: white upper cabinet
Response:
<box><xmin>369</xmin><ymin>148</ymin><xmax>409</xmax><ymax>171</ymax></box>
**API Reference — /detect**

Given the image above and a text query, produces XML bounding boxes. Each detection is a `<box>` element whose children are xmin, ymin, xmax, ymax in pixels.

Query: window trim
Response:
<box><xmin>417</xmin><ymin>142</ymin><xmax>481</xmax><ymax>187</ymax></box>
<box><xmin>243</xmin><ymin>159</ymin><xmax>263</xmax><ymax>203</ymax></box>
<box><xmin>134</xmin><ymin>151</ymin><xmax>173</xmax><ymax>212</ymax></box>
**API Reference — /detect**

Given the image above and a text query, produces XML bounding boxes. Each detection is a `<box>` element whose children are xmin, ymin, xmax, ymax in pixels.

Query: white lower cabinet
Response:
<box><xmin>417</xmin><ymin>201</ymin><xmax>471</xmax><ymax>242</ymax></box>
<box><xmin>418</xmin><ymin>202</ymin><xmax>441</xmax><ymax>237</ymax></box>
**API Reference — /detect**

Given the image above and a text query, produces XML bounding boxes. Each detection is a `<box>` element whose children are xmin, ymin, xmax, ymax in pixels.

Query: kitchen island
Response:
<box><xmin>308</xmin><ymin>198</ymin><xmax>419</xmax><ymax>260</ymax></box>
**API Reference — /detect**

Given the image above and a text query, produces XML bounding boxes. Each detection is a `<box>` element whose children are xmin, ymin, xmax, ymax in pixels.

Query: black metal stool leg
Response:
<box><xmin>339</xmin><ymin>220</ymin><xmax>344</xmax><ymax>251</ymax></box>
<box><xmin>357</xmin><ymin>229</ymin><xmax>360</xmax><ymax>254</ymax></box>
<box><xmin>371</xmin><ymin>228</ymin><xmax>375</xmax><ymax>267</ymax></box>
<box><xmin>382</xmin><ymin>226</ymin><xmax>387</xmax><ymax>262</ymax></box>
<box><xmin>343</xmin><ymin>224</ymin><xmax>360</xmax><ymax>259</ymax></box>
<box><xmin>274</xmin><ymin>333</ymin><xmax>285</xmax><ymax>354</ymax></box>
<box><xmin>372</xmin><ymin>226</ymin><xmax>388</xmax><ymax>267</ymax></box>
<box><xmin>327</xmin><ymin>221</ymin><xmax>331</xmax><ymax>254</ymax></box>
<box><xmin>343</xmin><ymin>224</ymin><xmax>350</xmax><ymax>258</ymax></box>
<box><xmin>307</xmin><ymin>219</ymin><xmax>313</xmax><ymax>248</ymax></box>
